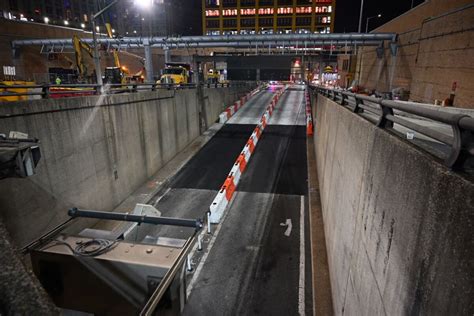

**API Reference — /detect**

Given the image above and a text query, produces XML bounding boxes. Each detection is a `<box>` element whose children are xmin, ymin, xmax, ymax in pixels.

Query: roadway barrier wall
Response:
<box><xmin>312</xmin><ymin>94</ymin><xmax>474</xmax><ymax>315</ymax></box>
<box><xmin>0</xmin><ymin>84</ymin><xmax>254</xmax><ymax>246</ymax></box>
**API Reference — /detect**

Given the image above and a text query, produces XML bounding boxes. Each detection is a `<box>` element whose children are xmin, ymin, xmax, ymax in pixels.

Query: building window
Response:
<box><xmin>222</xmin><ymin>9</ymin><xmax>237</xmax><ymax>16</ymax></box>
<box><xmin>296</xmin><ymin>7</ymin><xmax>312</xmax><ymax>14</ymax></box>
<box><xmin>315</xmin><ymin>6</ymin><xmax>332</xmax><ymax>13</ymax></box>
<box><xmin>278</xmin><ymin>0</ymin><xmax>292</xmax><ymax>5</ymax></box>
<box><xmin>258</xmin><ymin>8</ymin><xmax>274</xmax><ymax>15</ymax></box>
<box><xmin>222</xmin><ymin>0</ymin><xmax>237</xmax><ymax>7</ymax></box>
<box><xmin>223</xmin><ymin>19</ymin><xmax>237</xmax><ymax>27</ymax></box>
<box><xmin>277</xmin><ymin>17</ymin><xmax>292</xmax><ymax>26</ymax></box>
<box><xmin>206</xmin><ymin>10</ymin><xmax>220</xmax><ymax>16</ymax></box>
<box><xmin>277</xmin><ymin>7</ymin><xmax>293</xmax><ymax>14</ymax></box>
<box><xmin>259</xmin><ymin>0</ymin><xmax>274</xmax><ymax>6</ymax></box>
<box><xmin>316</xmin><ymin>16</ymin><xmax>331</xmax><ymax>24</ymax></box>
<box><xmin>259</xmin><ymin>17</ymin><xmax>273</xmax><ymax>26</ymax></box>
<box><xmin>296</xmin><ymin>17</ymin><xmax>311</xmax><ymax>26</ymax></box>
<box><xmin>241</xmin><ymin>0</ymin><xmax>256</xmax><ymax>6</ymax></box>
<box><xmin>241</xmin><ymin>18</ymin><xmax>256</xmax><ymax>27</ymax></box>
<box><xmin>206</xmin><ymin>19</ymin><xmax>220</xmax><ymax>28</ymax></box>
<box><xmin>205</xmin><ymin>0</ymin><xmax>220</xmax><ymax>7</ymax></box>
<box><xmin>241</xmin><ymin>8</ymin><xmax>256</xmax><ymax>15</ymax></box>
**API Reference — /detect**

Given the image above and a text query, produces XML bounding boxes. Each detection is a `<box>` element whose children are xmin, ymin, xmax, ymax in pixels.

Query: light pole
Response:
<box><xmin>357</xmin><ymin>0</ymin><xmax>364</xmax><ymax>33</ymax></box>
<box><xmin>366</xmin><ymin>14</ymin><xmax>382</xmax><ymax>33</ymax></box>
<box><xmin>91</xmin><ymin>0</ymin><xmax>119</xmax><ymax>89</ymax></box>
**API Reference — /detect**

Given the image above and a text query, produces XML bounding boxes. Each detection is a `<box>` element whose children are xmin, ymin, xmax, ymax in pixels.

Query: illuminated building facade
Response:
<box><xmin>202</xmin><ymin>0</ymin><xmax>335</xmax><ymax>35</ymax></box>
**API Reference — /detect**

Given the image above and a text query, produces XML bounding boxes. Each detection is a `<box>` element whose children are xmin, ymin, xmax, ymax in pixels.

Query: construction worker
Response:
<box><xmin>55</xmin><ymin>76</ymin><xmax>61</xmax><ymax>85</ymax></box>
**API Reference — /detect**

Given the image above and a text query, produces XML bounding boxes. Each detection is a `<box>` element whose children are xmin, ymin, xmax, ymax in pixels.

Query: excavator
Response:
<box><xmin>72</xmin><ymin>34</ymin><xmax>94</xmax><ymax>83</ymax></box>
<box><xmin>103</xmin><ymin>23</ymin><xmax>145</xmax><ymax>85</ymax></box>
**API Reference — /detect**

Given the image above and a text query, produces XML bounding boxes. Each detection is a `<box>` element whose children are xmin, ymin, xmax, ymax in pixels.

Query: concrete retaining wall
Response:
<box><xmin>0</xmin><ymin>85</ymin><xmax>253</xmax><ymax>246</ymax></box>
<box><xmin>356</xmin><ymin>0</ymin><xmax>474</xmax><ymax>108</ymax></box>
<box><xmin>313</xmin><ymin>94</ymin><xmax>474</xmax><ymax>315</ymax></box>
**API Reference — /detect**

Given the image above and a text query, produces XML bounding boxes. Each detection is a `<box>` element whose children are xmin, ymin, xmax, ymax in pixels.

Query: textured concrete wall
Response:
<box><xmin>0</xmin><ymin>85</ymin><xmax>252</xmax><ymax>246</ymax></box>
<box><xmin>313</xmin><ymin>94</ymin><xmax>474</xmax><ymax>315</ymax></box>
<box><xmin>356</xmin><ymin>1</ymin><xmax>474</xmax><ymax>108</ymax></box>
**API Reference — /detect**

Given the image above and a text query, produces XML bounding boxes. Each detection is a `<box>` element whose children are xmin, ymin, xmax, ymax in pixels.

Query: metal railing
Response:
<box><xmin>0</xmin><ymin>81</ymin><xmax>252</xmax><ymax>100</ymax></box>
<box><xmin>311</xmin><ymin>86</ymin><xmax>474</xmax><ymax>171</ymax></box>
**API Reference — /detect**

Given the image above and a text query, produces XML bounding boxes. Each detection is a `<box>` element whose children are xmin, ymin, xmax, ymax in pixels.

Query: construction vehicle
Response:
<box><xmin>72</xmin><ymin>35</ymin><xmax>94</xmax><ymax>82</ymax></box>
<box><xmin>206</xmin><ymin>69</ymin><xmax>220</xmax><ymax>84</ymax></box>
<box><xmin>159</xmin><ymin>63</ymin><xmax>192</xmax><ymax>85</ymax></box>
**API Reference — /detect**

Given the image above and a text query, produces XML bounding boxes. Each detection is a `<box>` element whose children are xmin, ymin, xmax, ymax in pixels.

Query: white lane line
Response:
<box><xmin>299</xmin><ymin>195</ymin><xmax>305</xmax><ymax>316</ymax></box>
<box><xmin>186</xmin><ymin>208</ymin><xmax>226</xmax><ymax>298</ymax></box>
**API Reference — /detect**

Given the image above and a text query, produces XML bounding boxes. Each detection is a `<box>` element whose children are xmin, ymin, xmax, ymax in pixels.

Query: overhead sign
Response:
<box><xmin>3</xmin><ymin>66</ymin><xmax>16</xmax><ymax>76</ymax></box>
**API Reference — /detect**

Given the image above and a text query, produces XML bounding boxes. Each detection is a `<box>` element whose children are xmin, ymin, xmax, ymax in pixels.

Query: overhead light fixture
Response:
<box><xmin>133</xmin><ymin>30</ymin><xmax>137</xmax><ymax>34</ymax></box>
<box><xmin>44</xmin><ymin>17</ymin><xmax>49</xmax><ymax>23</ymax></box>
<box><xmin>96</xmin><ymin>26</ymin><xmax>100</xmax><ymax>32</ymax></box>
<box><xmin>64</xmin><ymin>20</ymin><xmax>69</xmax><ymax>25</ymax></box>
<box><xmin>112</xmin><ymin>28</ymin><xmax>115</xmax><ymax>33</ymax></box>
<box><xmin>134</xmin><ymin>0</ymin><xmax>153</xmax><ymax>9</ymax></box>
<box><xmin>81</xmin><ymin>23</ymin><xmax>85</xmax><ymax>28</ymax></box>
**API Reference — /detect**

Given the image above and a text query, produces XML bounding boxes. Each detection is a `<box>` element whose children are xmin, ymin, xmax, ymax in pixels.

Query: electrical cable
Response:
<box><xmin>45</xmin><ymin>238</ymin><xmax>118</xmax><ymax>257</ymax></box>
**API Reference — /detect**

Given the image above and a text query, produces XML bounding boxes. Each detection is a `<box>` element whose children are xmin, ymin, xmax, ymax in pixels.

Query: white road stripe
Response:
<box><xmin>299</xmin><ymin>195</ymin><xmax>306</xmax><ymax>316</ymax></box>
<box><xmin>186</xmin><ymin>209</ymin><xmax>226</xmax><ymax>298</ymax></box>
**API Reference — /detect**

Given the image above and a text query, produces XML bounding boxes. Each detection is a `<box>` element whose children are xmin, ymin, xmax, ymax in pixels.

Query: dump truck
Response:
<box><xmin>159</xmin><ymin>63</ymin><xmax>192</xmax><ymax>85</ymax></box>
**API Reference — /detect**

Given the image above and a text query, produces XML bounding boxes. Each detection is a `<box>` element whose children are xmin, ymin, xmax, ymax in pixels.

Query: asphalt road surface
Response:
<box><xmin>183</xmin><ymin>86</ymin><xmax>313</xmax><ymax>315</ymax></box>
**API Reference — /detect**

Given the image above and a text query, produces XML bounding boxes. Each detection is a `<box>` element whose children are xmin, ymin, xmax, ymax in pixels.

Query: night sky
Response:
<box><xmin>182</xmin><ymin>0</ymin><xmax>426</xmax><ymax>35</ymax></box>
<box><xmin>333</xmin><ymin>0</ymin><xmax>426</xmax><ymax>32</ymax></box>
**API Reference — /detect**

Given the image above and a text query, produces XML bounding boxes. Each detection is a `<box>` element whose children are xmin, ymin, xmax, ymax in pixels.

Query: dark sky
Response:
<box><xmin>181</xmin><ymin>0</ymin><xmax>426</xmax><ymax>35</ymax></box>
<box><xmin>333</xmin><ymin>0</ymin><xmax>425</xmax><ymax>32</ymax></box>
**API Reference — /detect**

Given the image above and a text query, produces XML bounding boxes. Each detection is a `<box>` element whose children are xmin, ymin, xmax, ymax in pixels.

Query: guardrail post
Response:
<box><xmin>41</xmin><ymin>85</ymin><xmax>50</xmax><ymax>99</ymax></box>
<box><xmin>353</xmin><ymin>97</ymin><xmax>363</xmax><ymax>113</ymax></box>
<box><xmin>340</xmin><ymin>93</ymin><xmax>346</xmax><ymax>105</ymax></box>
<box><xmin>151</xmin><ymin>83</ymin><xmax>156</xmax><ymax>91</ymax></box>
<box><xmin>376</xmin><ymin>100</ymin><xmax>394</xmax><ymax>128</ymax></box>
<box><xmin>94</xmin><ymin>85</ymin><xmax>101</xmax><ymax>95</ymax></box>
<box><xmin>132</xmin><ymin>84</ymin><xmax>137</xmax><ymax>93</ymax></box>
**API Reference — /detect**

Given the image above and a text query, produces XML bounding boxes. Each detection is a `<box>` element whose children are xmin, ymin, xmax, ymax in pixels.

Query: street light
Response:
<box><xmin>44</xmin><ymin>17</ymin><xmax>49</xmax><ymax>24</ymax></box>
<box><xmin>357</xmin><ymin>0</ymin><xmax>364</xmax><ymax>33</ymax></box>
<box><xmin>134</xmin><ymin>0</ymin><xmax>154</xmax><ymax>9</ymax></box>
<box><xmin>366</xmin><ymin>14</ymin><xmax>382</xmax><ymax>33</ymax></box>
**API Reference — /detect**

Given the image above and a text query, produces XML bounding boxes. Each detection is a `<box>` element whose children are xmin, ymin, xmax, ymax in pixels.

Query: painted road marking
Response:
<box><xmin>280</xmin><ymin>218</ymin><xmax>293</xmax><ymax>237</ymax></box>
<box><xmin>298</xmin><ymin>195</ymin><xmax>305</xmax><ymax>316</ymax></box>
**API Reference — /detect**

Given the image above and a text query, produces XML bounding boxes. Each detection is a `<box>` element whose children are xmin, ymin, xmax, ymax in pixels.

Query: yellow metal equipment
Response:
<box><xmin>206</xmin><ymin>69</ymin><xmax>220</xmax><ymax>83</ymax></box>
<box><xmin>72</xmin><ymin>35</ymin><xmax>93</xmax><ymax>80</ymax></box>
<box><xmin>159</xmin><ymin>63</ymin><xmax>191</xmax><ymax>85</ymax></box>
<box><xmin>0</xmin><ymin>81</ymin><xmax>35</xmax><ymax>102</ymax></box>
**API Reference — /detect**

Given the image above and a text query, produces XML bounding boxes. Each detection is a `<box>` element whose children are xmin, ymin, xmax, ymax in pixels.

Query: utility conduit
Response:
<box><xmin>210</xmin><ymin>85</ymin><xmax>287</xmax><ymax>223</ymax></box>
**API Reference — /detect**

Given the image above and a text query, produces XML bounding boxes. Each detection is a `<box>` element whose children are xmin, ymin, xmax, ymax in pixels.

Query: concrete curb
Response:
<box><xmin>218</xmin><ymin>86</ymin><xmax>264</xmax><ymax>124</ymax></box>
<box><xmin>210</xmin><ymin>85</ymin><xmax>287</xmax><ymax>223</ymax></box>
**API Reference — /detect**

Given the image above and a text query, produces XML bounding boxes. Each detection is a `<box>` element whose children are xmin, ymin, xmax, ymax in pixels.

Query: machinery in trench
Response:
<box><xmin>23</xmin><ymin>204</ymin><xmax>203</xmax><ymax>315</ymax></box>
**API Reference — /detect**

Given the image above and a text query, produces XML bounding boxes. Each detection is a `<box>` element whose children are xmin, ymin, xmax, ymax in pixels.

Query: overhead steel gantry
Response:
<box><xmin>12</xmin><ymin>33</ymin><xmax>398</xmax><ymax>82</ymax></box>
<box><xmin>12</xmin><ymin>33</ymin><xmax>397</xmax><ymax>49</ymax></box>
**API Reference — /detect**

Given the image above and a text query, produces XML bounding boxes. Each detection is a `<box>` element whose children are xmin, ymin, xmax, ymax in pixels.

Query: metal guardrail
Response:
<box><xmin>311</xmin><ymin>86</ymin><xmax>474</xmax><ymax>170</ymax></box>
<box><xmin>0</xmin><ymin>82</ymin><xmax>252</xmax><ymax>100</ymax></box>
